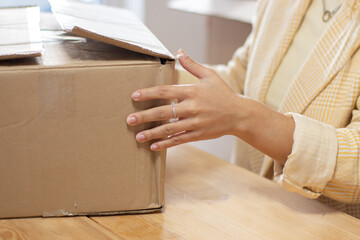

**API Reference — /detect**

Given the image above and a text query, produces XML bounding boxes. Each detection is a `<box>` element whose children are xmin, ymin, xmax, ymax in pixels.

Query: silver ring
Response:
<box><xmin>170</xmin><ymin>102</ymin><xmax>179</xmax><ymax>123</ymax></box>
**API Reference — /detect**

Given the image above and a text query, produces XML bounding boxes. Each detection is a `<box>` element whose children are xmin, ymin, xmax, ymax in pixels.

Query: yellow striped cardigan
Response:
<box><xmin>216</xmin><ymin>0</ymin><xmax>360</xmax><ymax>218</ymax></box>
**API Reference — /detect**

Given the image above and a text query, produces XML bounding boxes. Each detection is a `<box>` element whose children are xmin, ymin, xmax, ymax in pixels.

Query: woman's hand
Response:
<box><xmin>126</xmin><ymin>49</ymin><xmax>248</xmax><ymax>151</ymax></box>
<box><xmin>126</xmin><ymin>49</ymin><xmax>295</xmax><ymax>164</ymax></box>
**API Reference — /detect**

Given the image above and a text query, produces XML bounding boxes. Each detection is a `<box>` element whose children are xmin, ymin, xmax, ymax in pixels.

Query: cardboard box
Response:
<box><xmin>0</xmin><ymin>1</ymin><xmax>174</xmax><ymax>219</ymax></box>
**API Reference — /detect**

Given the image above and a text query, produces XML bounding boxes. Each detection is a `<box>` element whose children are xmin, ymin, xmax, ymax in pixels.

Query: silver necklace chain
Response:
<box><xmin>321</xmin><ymin>0</ymin><xmax>342</xmax><ymax>22</ymax></box>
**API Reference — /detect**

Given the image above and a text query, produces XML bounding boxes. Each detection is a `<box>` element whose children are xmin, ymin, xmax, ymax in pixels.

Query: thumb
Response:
<box><xmin>177</xmin><ymin>49</ymin><xmax>211</xmax><ymax>79</ymax></box>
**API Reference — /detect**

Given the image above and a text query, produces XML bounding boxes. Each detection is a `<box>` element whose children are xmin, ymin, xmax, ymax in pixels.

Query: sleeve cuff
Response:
<box><xmin>273</xmin><ymin>113</ymin><xmax>338</xmax><ymax>199</ymax></box>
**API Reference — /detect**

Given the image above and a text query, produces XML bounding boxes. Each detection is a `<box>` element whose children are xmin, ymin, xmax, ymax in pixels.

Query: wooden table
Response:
<box><xmin>1</xmin><ymin>144</ymin><xmax>360</xmax><ymax>239</ymax></box>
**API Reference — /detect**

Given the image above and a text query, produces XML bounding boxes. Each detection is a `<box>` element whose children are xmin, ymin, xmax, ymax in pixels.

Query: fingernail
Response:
<box><xmin>136</xmin><ymin>133</ymin><xmax>145</xmax><ymax>141</ymax></box>
<box><xmin>175</xmin><ymin>49</ymin><xmax>186</xmax><ymax>59</ymax></box>
<box><xmin>150</xmin><ymin>144</ymin><xmax>159</xmax><ymax>151</ymax></box>
<box><xmin>132</xmin><ymin>92</ymin><xmax>140</xmax><ymax>100</ymax></box>
<box><xmin>127</xmin><ymin>116</ymin><xmax>136</xmax><ymax>124</ymax></box>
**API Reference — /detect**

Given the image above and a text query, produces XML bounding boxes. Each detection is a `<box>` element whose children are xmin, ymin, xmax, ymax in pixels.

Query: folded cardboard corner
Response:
<box><xmin>49</xmin><ymin>0</ymin><xmax>174</xmax><ymax>60</ymax></box>
<box><xmin>0</xmin><ymin>6</ymin><xmax>43</xmax><ymax>60</ymax></box>
<box><xmin>0</xmin><ymin>2</ymin><xmax>174</xmax><ymax>219</ymax></box>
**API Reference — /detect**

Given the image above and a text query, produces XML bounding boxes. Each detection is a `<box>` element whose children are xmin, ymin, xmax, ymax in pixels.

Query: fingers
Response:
<box><xmin>131</xmin><ymin>50</ymin><xmax>214</xmax><ymax>102</ymax></box>
<box><xmin>177</xmin><ymin>49</ymin><xmax>212</xmax><ymax>79</ymax></box>
<box><xmin>128</xmin><ymin>49</ymin><xmax>212</xmax><ymax>151</ymax></box>
<box><xmin>132</xmin><ymin>85</ymin><xmax>188</xmax><ymax>102</ymax></box>
<box><xmin>135</xmin><ymin>119</ymin><xmax>193</xmax><ymax>143</ymax></box>
<box><xmin>127</xmin><ymin>103</ymin><xmax>186</xmax><ymax>126</ymax></box>
<box><xmin>150</xmin><ymin>130</ymin><xmax>201</xmax><ymax>151</ymax></box>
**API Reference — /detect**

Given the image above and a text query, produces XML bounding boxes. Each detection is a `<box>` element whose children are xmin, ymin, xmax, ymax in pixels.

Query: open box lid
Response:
<box><xmin>49</xmin><ymin>0</ymin><xmax>174</xmax><ymax>60</ymax></box>
<box><xmin>0</xmin><ymin>6</ymin><xmax>43</xmax><ymax>60</ymax></box>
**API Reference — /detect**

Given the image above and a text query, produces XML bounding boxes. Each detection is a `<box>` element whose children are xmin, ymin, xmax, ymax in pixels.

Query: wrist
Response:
<box><xmin>232</xmin><ymin>95</ymin><xmax>261</xmax><ymax>137</ymax></box>
<box><xmin>232</xmin><ymin>95</ymin><xmax>295</xmax><ymax>163</ymax></box>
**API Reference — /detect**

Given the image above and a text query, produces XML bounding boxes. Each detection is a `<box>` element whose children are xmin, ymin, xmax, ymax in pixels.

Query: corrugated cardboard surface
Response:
<box><xmin>0</xmin><ymin>36</ymin><xmax>174</xmax><ymax>218</ymax></box>
<box><xmin>0</xmin><ymin>6</ymin><xmax>43</xmax><ymax>60</ymax></box>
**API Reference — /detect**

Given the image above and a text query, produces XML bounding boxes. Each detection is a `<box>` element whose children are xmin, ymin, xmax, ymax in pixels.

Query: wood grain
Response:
<box><xmin>92</xmin><ymin>144</ymin><xmax>360</xmax><ymax>240</ymax></box>
<box><xmin>1</xmin><ymin>144</ymin><xmax>360</xmax><ymax>240</ymax></box>
<box><xmin>0</xmin><ymin>217</ymin><xmax>119</xmax><ymax>240</ymax></box>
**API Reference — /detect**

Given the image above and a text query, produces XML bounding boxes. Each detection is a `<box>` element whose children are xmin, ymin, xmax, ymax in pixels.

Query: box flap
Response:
<box><xmin>0</xmin><ymin>6</ymin><xmax>43</xmax><ymax>60</ymax></box>
<box><xmin>49</xmin><ymin>0</ymin><xmax>174</xmax><ymax>60</ymax></box>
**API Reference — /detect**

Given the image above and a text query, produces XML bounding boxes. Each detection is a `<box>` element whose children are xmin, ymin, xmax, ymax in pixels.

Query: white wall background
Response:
<box><xmin>0</xmin><ymin>0</ymin><xmax>101</xmax><ymax>11</ymax></box>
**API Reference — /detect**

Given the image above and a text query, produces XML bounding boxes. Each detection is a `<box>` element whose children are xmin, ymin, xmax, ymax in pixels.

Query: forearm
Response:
<box><xmin>233</xmin><ymin>96</ymin><xmax>295</xmax><ymax>165</ymax></box>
